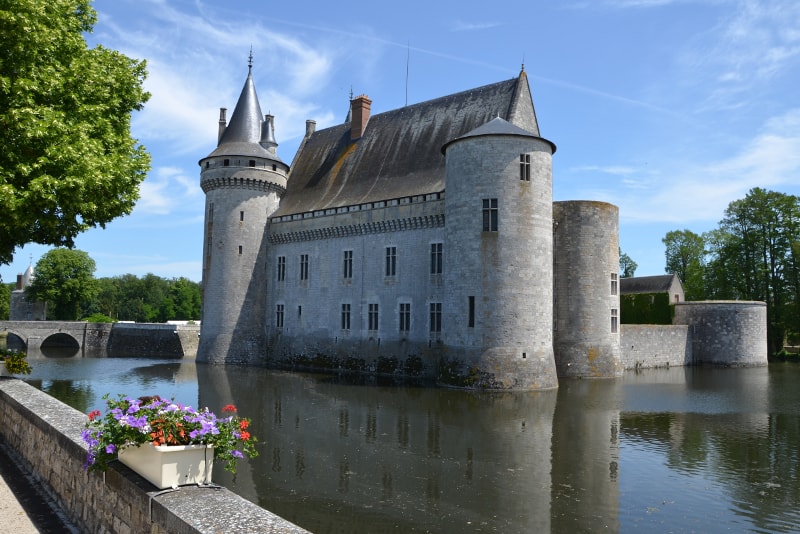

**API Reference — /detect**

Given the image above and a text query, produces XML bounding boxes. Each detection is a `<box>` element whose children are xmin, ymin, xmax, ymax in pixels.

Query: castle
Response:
<box><xmin>196</xmin><ymin>61</ymin><xmax>766</xmax><ymax>389</ymax></box>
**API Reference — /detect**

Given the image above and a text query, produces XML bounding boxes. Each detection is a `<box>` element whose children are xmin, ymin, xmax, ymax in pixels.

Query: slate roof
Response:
<box><xmin>206</xmin><ymin>68</ymin><xmax>284</xmax><ymax>162</ymax></box>
<box><xmin>273</xmin><ymin>70</ymin><xmax>549</xmax><ymax>217</ymax></box>
<box><xmin>620</xmin><ymin>274</ymin><xmax>681</xmax><ymax>294</ymax></box>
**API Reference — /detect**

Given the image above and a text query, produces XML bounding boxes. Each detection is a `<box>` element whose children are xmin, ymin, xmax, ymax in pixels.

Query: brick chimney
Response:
<box><xmin>350</xmin><ymin>95</ymin><xmax>372</xmax><ymax>140</ymax></box>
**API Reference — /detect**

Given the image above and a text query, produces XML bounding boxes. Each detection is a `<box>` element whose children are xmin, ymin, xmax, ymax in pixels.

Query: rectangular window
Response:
<box><xmin>276</xmin><ymin>304</ymin><xmax>284</xmax><ymax>328</ymax></box>
<box><xmin>468</xmin><ymin>296</ymin><xmax>475</xmax><ymax>328</ymax></box>
<box><xmin>240</xmin><ymin>210</ymin><xmax>244</xmax><ymax>221</ymax></box>
<box><xmin>611</xmin><ymin>308</ymin><xmax>618</xmax><ymax>333</ymax></box>
<box><xmin>238</xmin><ymin>245</ymin><xmax>243</xmax><ymax>255</ymax></box>
<box><xmin>277</xmin><ymin>256</ymin><xmax>286</xmax><ymax>282</ymax></box>
<box><xmin>248</xmin><ymin>159</ymin><xmax>256</xmax><ymax>167</ymax></box>
<box><xmin>368</xmin><ymin>303</ymin><xmax>379</xmax><ymax>331</ymax></box>
<box><xmin>343</xmin><ymin>250</ymin><xmax>353</xmax><ymax>279</ymax></box>
<box><xmin>611</xmin><ymin>273</ymin><xmax>618</xmax><ymax>295</ymax></box>
<box><xmin>399</xmin><ymin>303</ymin><xmax>411</xmax><ymax>333</ymax></box>
<box><xmin>430</xmin><ymin>302</ymin><xmax>442</xmax><ymax>333</ymax></box>
<box><xmin>385</xmin><ymin>246</ymin><xmax>396</xmax><ymax>277</ymax></box>
<box><xmin>430</xmin><ymin>243</ymin><xmax>443</xmax><ymax>274</ymax></box>
<box><xmin>520</xmin><ymin>154</ymin><xmax>531</xmax><ymax>181</ymax></box>
<box><xmin>482</xmin><ymin>199</ymin><xmax>498</xmax><ymax>232</ymax></box>
<box><xmin>341</xmin><ymin>303</ymin><xmax>351</xmax><ymax>330</ymax></box>
<box><xmin>300</xmin><ymin>254</ymin><xmax>309</xmax><ymax>281</ymax></box>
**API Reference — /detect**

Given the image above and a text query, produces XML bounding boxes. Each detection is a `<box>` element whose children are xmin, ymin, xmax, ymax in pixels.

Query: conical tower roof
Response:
<box><xmin>206</xmin><ymin>62</ymin><xmax>284</xmax><ymax>162</ymax></box>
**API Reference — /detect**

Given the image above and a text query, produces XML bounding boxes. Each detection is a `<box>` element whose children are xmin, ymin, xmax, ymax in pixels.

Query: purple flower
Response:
<box><xmin>105</xmin><ymin>444</ymin><xmax>116</xmax><ymax>454</ymax></box>
<box><xmin>231</xmin><ymin>450</ymin><xmax>243</xmax><ymax>459</ymax></box>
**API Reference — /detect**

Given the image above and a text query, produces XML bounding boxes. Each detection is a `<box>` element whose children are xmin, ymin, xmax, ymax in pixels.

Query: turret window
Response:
<box><xmin>240</xmin><ymin>211</ymin><xmax>244</xmax><ymax>222</ymax></box>
<box><xmin>611</xmin><ymin>308</ymin><xmax>618</xmax><ymax>333</ymax></box>
<box><xmin>611</xmin><ymin>273</ymin><xmax>618</xmax><ymax>295</ymax></box>
<box><xmin>482</xmin><ymin>199</ymin><xmax>498</xmax><ymax>232</ymax></box>
<box><xmin>248</xmin><ymin>160</ymin><xmax>256</xmax><ymax>167</ymax></box>
<box><xmin>520</xmin><ymin>154</ymin><xmax>531</xmax><ymax>181</ymax></box>
<box><xmin>223</xmin><ymin>159</ymin><xmax>230</xmax><ymax>166</ymax></box>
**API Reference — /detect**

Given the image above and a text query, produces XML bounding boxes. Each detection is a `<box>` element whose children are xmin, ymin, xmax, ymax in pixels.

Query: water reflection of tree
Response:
<box><xmin>26</xmin><ymin>379</ymin><xmax>93</xmax><ymax>415</ymax></box>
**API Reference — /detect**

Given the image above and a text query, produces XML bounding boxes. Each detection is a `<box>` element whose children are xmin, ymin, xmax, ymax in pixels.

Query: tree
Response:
<box><xmin>25</xmin><ymin>248</ymin><xmax>98</xmax><ymax>320</ymax></box>
<box><xmin>662</xmin><ymin>229</ymin><xmax>706</xmax><ymax>300</ymax></box>
<box><xmin>620</xmin><ymin>248</ymin><xmax>637</xmax><ymax>278</ymax></box>
<box><xmin>706</xmin><ymin>188</ymin><xmax>800</xmax><ymax>354</ymax></box>
<box><xmin>0</xmin><ymin>281</ymin><xmax>11</xmax><ymax>320</ymax></box>
<box><xmin>0</xmin><ymin>0</ymin><xmax>150</xmax><ymax>265</ymax></box>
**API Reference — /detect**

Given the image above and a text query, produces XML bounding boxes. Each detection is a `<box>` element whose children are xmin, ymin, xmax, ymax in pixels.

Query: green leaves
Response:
<box><xmin>0</xmin><ymin>0</ymin><xmax>150</xmax><ymax>265</ymax></box>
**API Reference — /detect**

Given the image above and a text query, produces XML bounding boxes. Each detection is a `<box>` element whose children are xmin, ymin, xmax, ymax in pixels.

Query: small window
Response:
<box><xmin>430</xmin><ymin>243</ymin><xmax>443</xmax><ymax>274</ymax></box>
<box><xmin>399</xmin><ymin>303</ymin><xmax>411</xmax><ymax>333</ymax></box>
<box><xmin>520</xmin><ymin>154</ymin><xmax>531</xmax><ymax>181</ymax></box>
<box><xmin>482</xmin><ymin>199</ymin><xmax>498</xmax><ymax>232</ymax></box>
<box><xmin>238</xmin><ymin>245</ymin><xmax>243</xmax><ymax>255</ymax></box>
<box><xmin>343</xmin><ymin>250</ymin><xmax>353</xmax><ymax>279</ymax></box>
<box><xmin>341</xmin><ymin>303</ymin><xmax>351</xmax><ymax>330</ymax></box>
<box><xmin>276</xmin><ymin>304</ymin><xmax>284</xmax><ymax>328</ymax></box>
<box><xmin>240</xmin><ymin>211</ymin><xmax>244</xmax><ymax>222</ymax></box>
<box><xmin>248</xmin><ymin>160</ymin><xmax>256</xmax><ymax>167</ymax></box>
<box><xmin>272</xmin><ymin>164</ymin><xmax>277</xmax><ymax>171</ymax></box>
<box><xmin>468</xmin><ymin>296</ymin><xmax>475</xmax><ymax>328</ymax></box>
<box><xmin>611</xmin><ymin>308</ymin><xmax>618</xmax><ymax>333</ymax></box>
<box><xmin>385</xmin><ymin>246</ymin><xmax>396</xmax><ymax>277</ymax></box>
<box><xmin>300</xmin><ymin>254</ymin><xmax>309</xmax><ymax>281</ymax></box>
<box><xmin>223</xmin><ymin>159</ymin><xmax>230</xmax><ymax>166</ymax></box>
<box><xmin>205</xmin><ymin>161</ymin><xmax>210</xmax><ymax>169</ymax></box>
<box><xmin>368</xmin><ymin>303</ymin><xmax>379</xmax><ymax>331</ymax></box>
<box><xmin>611</xmin><ymin>273</ymin><xmax>618</xmax><ymax>295</ymax></box>
<box><xmin>430</xmin><ymin>302</ymin><xmax>442</xmax><ymax>333</ymax></box>
<box><xmin>277</xmin><ymin>256</ymin><xmax>286</xmax><ymax>282</ymax></box>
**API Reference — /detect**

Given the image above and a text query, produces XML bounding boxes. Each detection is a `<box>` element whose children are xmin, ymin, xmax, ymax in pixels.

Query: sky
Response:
<box><xmin>2</xmin><ymin>0</ymin><xmax>800</xmax><ymax>283</ymax></box>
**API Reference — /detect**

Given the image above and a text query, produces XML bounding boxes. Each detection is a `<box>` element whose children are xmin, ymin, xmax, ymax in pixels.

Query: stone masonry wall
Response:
<box><xmin>0</xmin><ymin>378</ymin><xmax>307</xmax><ymax>533</ymax></box>
<box><xmin>620</xmin><ymin>324</ymin><xmax>692</xmax><ymax>369</ymax></box>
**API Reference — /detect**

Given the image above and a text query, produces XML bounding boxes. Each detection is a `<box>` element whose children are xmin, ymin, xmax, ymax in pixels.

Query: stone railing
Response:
<box><xmin>0</xmin><ymin>378</ymin><xmax>308</xmax><ymax>533</ymax></box>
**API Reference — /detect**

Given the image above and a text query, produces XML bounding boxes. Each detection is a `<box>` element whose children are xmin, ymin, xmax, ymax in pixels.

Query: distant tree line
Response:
<box><xmin>0</xmin><ymin>248</ymin><xmax>200</xmax><ymax>322</ymax></box>
<box><xmin>663</xmin><ymin>188</ymin><xmax>800</xmax><ymax>355</ymax></box>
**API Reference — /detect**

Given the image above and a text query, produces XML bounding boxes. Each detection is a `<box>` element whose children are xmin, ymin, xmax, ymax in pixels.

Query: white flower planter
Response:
<box><xmin>118</xmin><ymin>444</ymin><xmax>214</xmax><ymax>489</ymax></box>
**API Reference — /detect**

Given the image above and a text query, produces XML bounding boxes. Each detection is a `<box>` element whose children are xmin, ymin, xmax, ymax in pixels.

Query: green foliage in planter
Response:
<box><xmin>2</xmin><ymin>349</ymin><xmax>32</xmax><ymax>375</ymax></box>
<box><xmin>621</xmin><ymin>293</ymin><xmax>674</xmax><ymax>325</ymax></box>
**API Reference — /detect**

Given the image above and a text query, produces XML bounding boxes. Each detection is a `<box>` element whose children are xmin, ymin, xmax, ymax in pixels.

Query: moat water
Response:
<box><xmin>18</xmin><ymin>350</ymin><xmax>800</xmax><ymax>533</ymax></box>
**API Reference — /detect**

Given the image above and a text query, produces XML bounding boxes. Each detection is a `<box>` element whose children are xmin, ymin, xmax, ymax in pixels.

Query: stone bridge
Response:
<box><xmin>0</xmin><ymin>321</ymin><xmax>199</xmax><ymax>359</ymax></box>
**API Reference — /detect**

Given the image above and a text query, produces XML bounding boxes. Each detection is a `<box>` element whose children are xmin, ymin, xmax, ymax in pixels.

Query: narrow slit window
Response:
<box><xmin>300</xmin><ymin>254</ymin><xmax>309</xmax><ymax>281</ymax></box>
<box><xmin>468</xmin><ymin>296</ymin><xmax>475</xmax><ymax>328</ymax></box>
<box><xmin>277</xmin><ymin>256</ymin><xmax>286</xmax><ymax>281</ymax></box>
<box><xmin>240</xmin><ymin>211</ymin><xmax>245</xmax><ymax>222</ymax></box>
<box><xmin>611</xmin><ymin>273</ymin><xmax>618</xmax><ymax>295</ymax></box>
<box><xmin>611</xmin><ymin>308</ymin><xmax>618</xmax><ymax>333</ymax></box>
<box><xmin>238</xmin><ymin>245</ymin><xmax>243</xmax><ymax>255</ymax></box>
<box><xmin>276</xmin><ymin>304</ymin><xmax>284</xmax><ymax>328</ymax></box>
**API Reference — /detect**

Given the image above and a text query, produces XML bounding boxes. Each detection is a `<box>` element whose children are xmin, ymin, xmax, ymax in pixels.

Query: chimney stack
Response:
<box><xmin>305</xmin><ymin>120</ymin><xmax>317</xmax><ymax>138</ymax></box>
<box><xmin>350</xmin><ymin>95</ymin><xmax>372</xmax><ymax>140</ymax></box>
<box><xmin>217</xmin><ymin>107</ymin><xmax>227</xmax><ymax>144</ymax></box>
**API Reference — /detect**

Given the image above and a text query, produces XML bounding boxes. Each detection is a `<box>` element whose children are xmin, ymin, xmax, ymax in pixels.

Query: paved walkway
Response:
<box><xmin>0</xmin><ymin>442</ymin><xmax>76</xmax><ymax>533</ymax></box>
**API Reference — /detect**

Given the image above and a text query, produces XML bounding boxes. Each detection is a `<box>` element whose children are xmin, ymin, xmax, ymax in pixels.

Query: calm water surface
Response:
<box><xmin>20</xmin><ymin>351</ymin><xmax>800</xmax><ymax>533</ymax></box>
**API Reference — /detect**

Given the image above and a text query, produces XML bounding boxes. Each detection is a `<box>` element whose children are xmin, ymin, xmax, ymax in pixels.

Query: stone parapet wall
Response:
<box><xmin>0</xmin><ymin>378</ymin><xmax>307</xmax><ymax>533</ymax></box>
<box><xmin>620</xmin><ymin>325</ymin><xmax>692</xmax><ymax>369</ymax></box>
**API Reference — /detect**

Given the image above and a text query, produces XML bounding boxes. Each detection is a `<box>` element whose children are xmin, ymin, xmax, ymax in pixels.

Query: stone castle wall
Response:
<box><xmin>674</xmin><ymin>301</ymin><xmax>767</xmax><ymax>366</ymax></box>
<box><xmin>553</xmin><ymin>201</ymin><xmax>622</xmax><ymax>378</ymax></box>
<box><xmin>620</xmin><ymin>324</ymin><xmax>692</xmax><ymax>369</ymax></box>
<box><xmin>0</xmin><ymin>378</ymin><xmax>307</xmax><ymax>533</ymax></box>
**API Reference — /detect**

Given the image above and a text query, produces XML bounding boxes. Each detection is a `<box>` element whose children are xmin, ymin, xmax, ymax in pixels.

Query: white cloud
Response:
<box><xmin>136</xmin><ymin>166</ymin><xmax>202</xmax><ymax>216</ymax></box>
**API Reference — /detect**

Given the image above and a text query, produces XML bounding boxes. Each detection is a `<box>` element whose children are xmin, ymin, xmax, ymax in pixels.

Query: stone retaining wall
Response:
<box><xmin>0</xmin><ymin>378</ymin><xmax>307</xmax><ymax>533</ymax></box>
<box><xmin>620</xmin><ymin>325</ymin><xmax>692</xmax><ymax>369</ymax></box>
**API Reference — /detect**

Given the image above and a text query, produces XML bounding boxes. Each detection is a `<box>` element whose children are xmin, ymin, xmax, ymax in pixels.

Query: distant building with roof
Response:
<box><xmin>620</xmin><ymin>274</ymin><xmax>684</xmax><ymax>325</ymax></box>
<box><xmin>195</xmin><ymin>59</ymin><xmax>766</xmax><ymax>388</ymax></box>
<box><xmin>9</xmin><ymin>263</ymin><xmax>46</xmax><ymax>321</ymax></box>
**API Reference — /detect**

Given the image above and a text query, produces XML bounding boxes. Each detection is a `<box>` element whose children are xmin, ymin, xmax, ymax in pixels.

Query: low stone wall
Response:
<box><xmin>108</xmin><ymin>323</ymin><xmax>200</xmax><ymax>359</ymax></box>
<box><xmin>620</xmin><ymin>324</ymin><xmax>692</xmax><ymax>369</ymax></box>
<box><xmin>0</xmin><ymin>378</ymin><xmax>307</xmax><ymax>533</ymax></box>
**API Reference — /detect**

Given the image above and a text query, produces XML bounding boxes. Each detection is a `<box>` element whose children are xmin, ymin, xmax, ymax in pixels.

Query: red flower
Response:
<box><xmin>88</xmin><ymin>410</ymin><xmax>101</xmax><ymax>421</ymax></box>
<box><xmin>222</xmin><ymin>404</ymin><xmax>237</xmax><ymax>413</ymax></box>
<box><xmin>240</xmin><ymin>431</ymin><xmax>251</xmax><ymax>441</ymax></box>
<box><xmin>239</xmin><ymin>419</ymin><xmax>249</xmax><ymax>430</ymax></box>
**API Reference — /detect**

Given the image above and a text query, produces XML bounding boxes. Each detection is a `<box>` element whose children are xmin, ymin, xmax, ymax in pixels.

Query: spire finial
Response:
<box><xmin>248</xmin><ymin>46</ymin><xmax>253</xmax><ymax>73</ymax></box>
<box><xmin>521</xmin><ymin>53</ymin><xmax>525</xmax><ymax>73</ymax></box>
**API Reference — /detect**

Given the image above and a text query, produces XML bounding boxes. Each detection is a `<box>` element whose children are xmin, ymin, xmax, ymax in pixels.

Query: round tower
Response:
<box><xmin>552</xmin><ymin>201</ymin><xmax>622</xmax><ymax>378</ymax></box>
<box><xmin>441</xmin><ymin>117</ymin><xmax>557</xmax><ymax>389</ymax></box>
<box><xmin>197</xmin><ymin>60</ymin><xmax>288</xmax><ymax>364</ymax></box>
